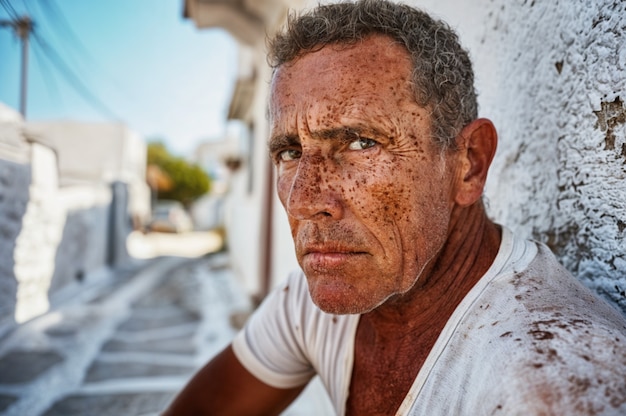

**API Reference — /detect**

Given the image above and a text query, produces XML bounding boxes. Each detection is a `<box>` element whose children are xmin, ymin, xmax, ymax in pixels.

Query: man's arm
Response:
<box><xmin>162</xmin><ymin>344</ymin><xmax>305</xmax><ymax>416</ymax></box>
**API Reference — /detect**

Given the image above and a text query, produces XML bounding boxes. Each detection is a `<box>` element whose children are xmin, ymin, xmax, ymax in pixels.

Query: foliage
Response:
<box><xmin>147</xmin><ymin>142</ymin><xmax>210</xmax><ymax>205</ymax></box>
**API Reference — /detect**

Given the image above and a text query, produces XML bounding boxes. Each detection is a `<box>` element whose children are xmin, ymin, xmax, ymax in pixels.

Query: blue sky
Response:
<box><xmin>0</xmin><ymin>0</ymin><xmax>238</xmax><ymax>156</ymax></box>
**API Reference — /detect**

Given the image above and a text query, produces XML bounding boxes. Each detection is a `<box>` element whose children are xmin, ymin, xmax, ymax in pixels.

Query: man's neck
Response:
<box><xmin>364</xmin><ymin>201</ymin><xmax>502</xmax><ymax>332</ymax></box>
<box><xmin>346</xmin><ymin>202</ymin><xmax>502</xmax><ymax>415</ymax></box>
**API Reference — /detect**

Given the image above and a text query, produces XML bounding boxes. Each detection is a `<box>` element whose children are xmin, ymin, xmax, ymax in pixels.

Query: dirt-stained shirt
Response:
<box><xmin>233</xmin><ymin>228</ymin><xmax>626</xmax><ymax>415</ymax></box>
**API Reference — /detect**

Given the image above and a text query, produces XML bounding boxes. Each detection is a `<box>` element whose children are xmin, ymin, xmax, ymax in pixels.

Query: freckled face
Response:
<box><xmin>269</xmin><ymin>35</ymin><xmax>457</xmax><ymax>314</ymax></box>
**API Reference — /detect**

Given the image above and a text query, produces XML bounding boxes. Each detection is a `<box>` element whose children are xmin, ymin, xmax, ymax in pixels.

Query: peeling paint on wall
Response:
<box><xmin>594</xmin><ymin>97</ymin><xmax>626</xmax><ymax>158</ymax></box>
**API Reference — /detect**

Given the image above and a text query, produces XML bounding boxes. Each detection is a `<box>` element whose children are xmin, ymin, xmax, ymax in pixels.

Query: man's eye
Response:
<box><xmin>277</xmin><ymin>149</ymin><xmax>302</xmax><ymax>162</ymax></box>
<box><xmin>348</xmin><ymin>138</ymin><xmax>377</xmax><ymax>150</ymax></box>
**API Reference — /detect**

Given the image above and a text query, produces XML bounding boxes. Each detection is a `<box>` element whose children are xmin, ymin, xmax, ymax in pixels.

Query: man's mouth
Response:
<box><xmin>301</xmin><ymin>243</ymin><xmax>368</xmax><ymax>270</ymax></box>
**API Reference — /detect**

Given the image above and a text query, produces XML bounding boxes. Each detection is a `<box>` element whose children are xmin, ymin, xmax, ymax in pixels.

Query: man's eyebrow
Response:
<box><xmin>268</xmin><ymin>134</ymin><xmax>300</xmax><ymax>153</ymax></box>
<box><xmin>318</xmin><ymin>125</ymin><xmax>390</xmax><ymax>141</ymax></box>
<box><xmin>269</xmin><ymin>126</ymin><xmax>384</xmax><ymax>152</ymax></box>
<box><xmin>315</xmin><ymin>127</ymin><xmax>361</xmax><ymax>141</ymax></box>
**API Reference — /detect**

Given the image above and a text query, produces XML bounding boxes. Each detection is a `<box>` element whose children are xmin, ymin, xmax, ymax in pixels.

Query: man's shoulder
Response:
<box><xmin>494</xmin><ymin>241</ymin><xmax>625</xmax><ymax>326</ymax></box>
<box><xmin>478</xmin><ymin>296</ymin><xmax>626</xmax><ymax>413</ymax></box>
<box><xmin>456</xmin><ymin>241</ymin><xmax>626</xmax><ymax>413</ymax></box>
<box><xmin>478</xmin><ymin>240</ymin><xmax>626</xmax><ymax>351</ymax></box>
<box><xmin>407</xmin><ymin>240</ymin><xmax>626</xmax><ymax>414</ymax></box>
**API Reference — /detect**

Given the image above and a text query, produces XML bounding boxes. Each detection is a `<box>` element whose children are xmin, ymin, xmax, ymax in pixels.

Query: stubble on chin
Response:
<box><xmin>305</xmin><ymin>270</ymin><xmax>396</xmax><ymax>315</ymax></box>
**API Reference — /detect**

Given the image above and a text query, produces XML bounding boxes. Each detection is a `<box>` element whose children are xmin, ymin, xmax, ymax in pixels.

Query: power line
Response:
<box><xmin>31</xmin><ymin>27</ymin><xmax>123</xmax><ymax>121</ymax></box>
<box><xmin>39</xmin><ymin>0</ymin><xmax>130</xmax><ymax>93</ymax></box>
<box><xmin>31</xmin><ymin>41</ymin><xmax>63</xmax><ymax>109</ymax></box>
<box><xmin>17</xmin><ymin>0</ymin><xmax>33</xmax><ymax>15</ymax></box>
<box><xmin>3</xmin><ymin>1</ymin><xmax>144</xmax><ymax>126</ymax></box>
<box><xmin>36</xmin><ymin>0</ymin><xmax>97</xmax><ymax>69</ymax></box>
<box><xmin>33</xmin><ymin>0</ymin><xmax>138</xmax><ymax>115</ymax></box>
<box><xmin>0</xmin><ymin>0</ymin><xmax>19</xmax><ymax>20</ymax></box>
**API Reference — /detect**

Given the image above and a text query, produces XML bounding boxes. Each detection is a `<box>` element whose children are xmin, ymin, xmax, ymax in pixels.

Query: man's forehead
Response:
<box><xmin>270</xmin><ymin>35</ymin><xmax>412</xmax><ymax>88</ymax></box>
<box><xmin>268</xmin><ymin>93</ymin><xmax>397</xmax><ymax>139</ymax></box>
<box><xmin>270</xmin><ymin>40</ymin><xmax>413</xmax><ymax>111</ymax></box>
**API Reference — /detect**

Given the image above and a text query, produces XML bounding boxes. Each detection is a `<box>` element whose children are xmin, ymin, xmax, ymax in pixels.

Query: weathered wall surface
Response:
<box><xmin>413</xmin><ymin>0</ymin><xmax>626</xmax><ymax>312</ymax></box>
<box><xmin>12</xmin><ymin>143</ymin><xmax>66</xmax><ymax>324</ymax></box>
<box><xmin>479</xmin><ymin>0</ymin><xmax>625</xmax><ymax>312</ymax></box>
<box><xmin>0</xmin><ymin>129</ymin><xmax>30</xmax><ymax>330</ymax></box>
<box><xmin>48</xmin><ymin>187</ymin><xmax>112</xmax><ymax>295</ymax></box>
<box><xmin>0</xmin><ymin>107</ymin><xmax>64</xmax><ymax>330</ymax></box>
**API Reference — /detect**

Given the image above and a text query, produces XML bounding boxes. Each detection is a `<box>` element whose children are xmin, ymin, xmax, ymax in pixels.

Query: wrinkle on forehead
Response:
<box><xmin>269</xmin><ymin>85</ymin><xmax>417</xmax><ymax>139</ymax></box>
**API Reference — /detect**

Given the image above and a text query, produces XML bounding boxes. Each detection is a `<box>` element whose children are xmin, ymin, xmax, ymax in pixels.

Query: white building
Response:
<box><xmin>0</xmin><ymin>108</ymin><xmax>151</xmax><ymax>335</ymax></box>
<box><xmin>190</xmin><ymin>134</ymin><xmax>242</xmax><ymax>230</ymax></box>
<box><xmin>183</xmin><ymin>0</ymin><xmax>307</xmax><ymax>301</ymax></box>
<box><xmin>26</xmin><ymin>121</ymin><xmax>150</xmax><ymax>225</ymax></box>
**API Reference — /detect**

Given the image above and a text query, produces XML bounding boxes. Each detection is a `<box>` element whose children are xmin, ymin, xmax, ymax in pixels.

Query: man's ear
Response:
<box><xmin>453</xmin><ymin>118</ymin><xmax>498</xmax><ymax>207</ymax></box>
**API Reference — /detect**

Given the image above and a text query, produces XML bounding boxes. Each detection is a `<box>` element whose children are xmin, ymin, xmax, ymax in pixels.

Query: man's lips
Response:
<box><xmin>301</xmin><ymin>244</ymin><xmax>368</xmax><ymax>269</ymax></box>
<box><xmin>302</xmin><ymin>242</ymin><xmax>367</xmax><ymax>255</ymax></box>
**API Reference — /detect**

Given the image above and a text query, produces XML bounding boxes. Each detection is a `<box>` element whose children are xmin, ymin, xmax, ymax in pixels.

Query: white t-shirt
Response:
<box><xmin>233</xmin><ymin>228</ymin><xmax>626</xmax><ymax>415</ymax></box>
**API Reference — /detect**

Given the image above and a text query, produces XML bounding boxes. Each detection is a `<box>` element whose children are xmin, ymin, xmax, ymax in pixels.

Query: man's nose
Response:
<box><xmin>285</xmin><ymin>154</ymin><xmax>343</xmax><ymax>221</ymax></box>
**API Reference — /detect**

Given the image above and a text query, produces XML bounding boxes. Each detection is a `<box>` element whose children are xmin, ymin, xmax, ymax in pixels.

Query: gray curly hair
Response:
<box><xmin>267</xmin><ymin>0</ymin><xmax>477</xmax><ymax>148</ymax></box>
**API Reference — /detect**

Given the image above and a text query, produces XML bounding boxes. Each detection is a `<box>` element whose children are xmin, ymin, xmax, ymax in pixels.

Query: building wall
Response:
<box><xmin>12</xmin><ymin>142</ymin><xmax>66</xmax><ymax>324</ymax></box>
<box><xmin>26</xmin><ymin>121</ymin><xmax>151</xmax><ymax>225</ymax></box>
<box><xmin>0</xmin><ymin>116</ymin><xmax>31</xmax><ymax>331</ymax></box>
<box><xmin>48</xmin><ymin>186</ymin><xmax>112</xmax><ymax>295</ymax></box>
<box><xmin>0</xmin><ymin>109</ymin><xmax>149</xmax><ymax>336</ymax></box>
<box><xmin>226</xmin><ymin>46</ymin><xmax>275</xmax><ymax>297</ymax></box>
<box><xmin>191</xmin><ymin>135</ymin><xmax>240</xmax><ymax>231</ymax></box>
<box><xmin>182</xmin><ymin>0</ymin><xmax>307</xmax><ymax>299</ymax></box>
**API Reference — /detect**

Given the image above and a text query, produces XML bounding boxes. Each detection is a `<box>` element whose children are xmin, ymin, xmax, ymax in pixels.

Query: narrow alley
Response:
<box><xmin>0</xmin><ymin>251</ymin><xmax>332</xmax><ymax>415</ymax></box>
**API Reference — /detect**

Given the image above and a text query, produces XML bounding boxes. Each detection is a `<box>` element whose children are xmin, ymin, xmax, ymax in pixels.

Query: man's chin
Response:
<box><xmin>313</xmin><ymin>300</ymin><xmax>372</xmax><ymax>315</ymax></box>
<box><xmin>308</xmin><ymin>283</ymin><xmax>381</xmax><ymax>315</ymax></box>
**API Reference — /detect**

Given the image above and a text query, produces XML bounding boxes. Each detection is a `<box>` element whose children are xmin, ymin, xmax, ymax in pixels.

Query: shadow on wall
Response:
<box><xmin>47</xmin><ymin>181</ymin><xmax>133</xmax><ymax>304</ymax></box>
<box><xmin>0</xmin><ymin>158</ymin><xmax>31</xmax><ymax>337</ymax></box>
<box><xmin>2</xmin><ymin>180</ymin><xmax>138</xmax><ymax>337</ymax></box>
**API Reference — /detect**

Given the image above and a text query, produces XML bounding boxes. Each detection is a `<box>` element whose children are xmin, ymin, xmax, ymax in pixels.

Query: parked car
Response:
<box><xmin>148</xmin><ymin>200</ymin><xmax>193</xmax><ymax>233</ymax></box>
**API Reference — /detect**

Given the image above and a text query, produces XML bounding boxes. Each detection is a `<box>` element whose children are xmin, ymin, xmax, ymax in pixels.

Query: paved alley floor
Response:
<box><xmin>0</xmin><ymin>253</ymin><xmax>334</xmax><ymax>415</ymax></box>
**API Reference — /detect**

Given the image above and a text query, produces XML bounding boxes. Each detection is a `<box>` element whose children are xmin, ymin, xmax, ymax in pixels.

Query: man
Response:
<box><xmin>164</xmin><ymin>0</ymin><xmax>626</xmax><ymax>414</ymax></box>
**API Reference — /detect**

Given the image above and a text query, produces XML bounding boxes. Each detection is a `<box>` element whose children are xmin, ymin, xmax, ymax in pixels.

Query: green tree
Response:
<box><xmin>147</xmin><ymin>142</ymin><xmax>210</xmax><ymax>206</ymax></box>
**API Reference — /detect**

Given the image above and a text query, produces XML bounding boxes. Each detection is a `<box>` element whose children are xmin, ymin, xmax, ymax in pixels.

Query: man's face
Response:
<box><xmin>269</xmin><ymin>35</ymin><xmax>458</xmax><ymax>314</ymax></box>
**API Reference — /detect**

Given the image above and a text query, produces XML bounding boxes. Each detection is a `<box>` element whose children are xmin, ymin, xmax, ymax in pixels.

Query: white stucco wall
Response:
<box><xmin>49</xmin><ymin>185</ymin><xmax>112</xmax><ymax>295</ymax></box>
<box><xmin>12</xmin><ymin>142</ymin><xmax>66</xmax><ymax>324</ymax></box>
<box><xmin>225</xmin><ymin>45</ymin><xmax>275</xmax><ymax>297</ymax></box>
<box><xmin>0</xmin><ymin>109</ymin><xmax>32</xmax><ymax>329</ymax></box>
<box><xmin>0</xmin><ymin>110</ymin><xmax>151</xmax><ymax>334</ymax></box>
<box><xmin>484</xmin><ymin>0</ymin><xmax>625</xmax><ymax>312</ymax></box>
<box><xmin>26</xmin><ymin>121</ymin><xmax>151</xmax><ymax>225</ymax></box>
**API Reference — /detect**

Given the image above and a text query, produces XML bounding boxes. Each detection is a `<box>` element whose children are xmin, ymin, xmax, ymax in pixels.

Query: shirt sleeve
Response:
<box><xmin>232</xmin><ymin>270</ymin><xmax>316</xmax><ymax>389</ymax></box>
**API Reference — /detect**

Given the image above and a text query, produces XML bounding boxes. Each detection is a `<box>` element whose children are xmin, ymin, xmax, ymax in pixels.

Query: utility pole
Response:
<box><xmin>0</xmin><ymin>16</ymin><xmax>33</xmax><ymax>118</ymax></box>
